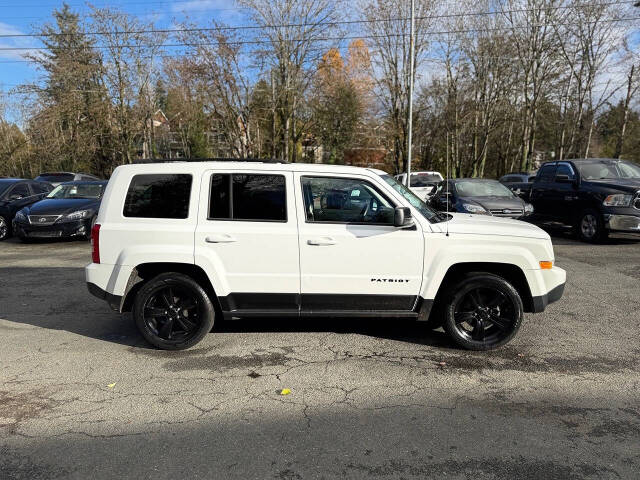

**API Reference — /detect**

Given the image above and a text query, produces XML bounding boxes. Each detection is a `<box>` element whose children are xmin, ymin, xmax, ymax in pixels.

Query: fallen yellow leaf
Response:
<box><xmin>107</xmin><ymin>383</ymin><xmax>116</xmax><ymax>389</ymax></box>
<box><xmin>279</xmin><ymin>388</ymin><xmax>291</xmax><ymax>395</ymax></box>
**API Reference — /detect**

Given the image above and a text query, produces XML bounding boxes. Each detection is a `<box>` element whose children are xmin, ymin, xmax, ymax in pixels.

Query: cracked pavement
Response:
<box><xmin>1</xmin><ymin>231</ymin><xmax>639</xmax><ymax>479</ymax></box>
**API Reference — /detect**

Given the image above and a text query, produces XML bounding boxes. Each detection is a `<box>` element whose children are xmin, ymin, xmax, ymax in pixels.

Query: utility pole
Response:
<box><xmin>405</xmin><ymin>0</ymin><xmax>415</xmax><ymax>187</ymax></box>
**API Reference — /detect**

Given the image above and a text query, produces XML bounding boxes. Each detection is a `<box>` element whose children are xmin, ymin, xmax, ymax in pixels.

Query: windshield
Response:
<box><xmin>47</xmin><ymin>183</ymin><xmax>104</xmax><ymax>199</ymax></box>
<box><xmin>410</xmin><ymin>173</ymin><xmax>442</xmax><ymax>187</ymax></box>
<box><xmin>455</xmin><ymin>180</ymin><xmax>514</xmax><ymax>197</ymax></box>
<box><xmin>575</xmin><ymin>160</ymin><xmax>640</xmax><ymax>180</ymax></box>
<box><xmin>381</xmin><ymin>174</ymin><xmax>440</xmax><ymax>221</ymax></box>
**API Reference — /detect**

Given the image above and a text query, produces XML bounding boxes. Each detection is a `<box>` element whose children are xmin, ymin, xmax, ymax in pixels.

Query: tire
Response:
<box><xmin>442</xmin><ymin>273</ymin><xmax>523</xmax><ymax>351</ymax></box>
<box><xmin>133</xmin><ymin>272</ymin><xmax>215</xmax><ymax>350</ymax></box>
<box><xmin>0</xmin><ymin>215</ymin><xmax>10</xmax><ymax>240</ymax></box>
<box><xmin>576</xmin><ymin>208</ymin><xmax>608</xmax><ymax>243</ymax></box>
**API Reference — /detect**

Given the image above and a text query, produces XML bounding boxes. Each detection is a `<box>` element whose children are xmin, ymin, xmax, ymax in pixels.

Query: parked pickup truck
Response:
<box><xmin>86</xmin><ymin>160</ymin><xmax>565</xmax><ymax>351</ymax></box>
<box><xmin>529</xmin><ymin>158</ymin><xmax>640</xmax><ymax>242</ymax></box>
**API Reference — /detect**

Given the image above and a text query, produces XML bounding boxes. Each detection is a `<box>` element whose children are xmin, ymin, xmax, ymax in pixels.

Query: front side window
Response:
<box><xmin>124</xmin><ymin>174</ymin><xmax>192</xmax><ymax>219</ymax></box>
<box><xmin>537</xmin><ymin>164</ymin><xmax>557</xmax><ymax>183</ymax></box>
<box><xmin>209</xmin><ymin>173</ymin><xmax>286</xmax><ymax>221</ymax></box>
<box><xmin>8</xmin><ymin>183</ymin><xmax>30</xmax><ymax>199</ymax></box>
<box><xmin>556</xmin><ymin>164</ymin><xmax>575</xmax><ymax>179</ymax></box>
<box><xmin>302</xmin><ymin>176</ymin><xmax>395</xmax><ymax>224</ymax></box>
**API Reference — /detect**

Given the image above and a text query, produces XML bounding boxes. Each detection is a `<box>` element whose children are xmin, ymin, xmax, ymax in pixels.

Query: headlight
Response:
<box><xmin>64</xmin><ymin>210</ymin><xmax>92</xmax><ymax>221</ymax></box>
<box><xmin>603</xmin><ymin>194</ymin><xmax>632</xmax><ymax>207</ymax></box>
<box><xmin>14</xmin><ymin>210</ymin><xmax>27</xmax><ymax>222</ymax></box>
<box><xmin>524</xmin><ymin>203</ymin><xmax>534</xmax><ymax>214</ymax></box>
<box><xmin>462</xmin><ymin>203</ymin><xmax>488</xmax><ymax>214</ymax></box>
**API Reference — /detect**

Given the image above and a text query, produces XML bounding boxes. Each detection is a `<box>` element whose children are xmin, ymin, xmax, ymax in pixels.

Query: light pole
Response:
<box><xmin>405</xmin><ymin>0</ymin><xmax>415</xmax><ymax>187</ymax></box>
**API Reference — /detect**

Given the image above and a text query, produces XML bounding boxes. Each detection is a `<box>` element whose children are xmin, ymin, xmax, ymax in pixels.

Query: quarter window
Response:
<box><xmin>209</xmin><ymin>174</ymin><xmax>286</xmax><ymax>222</ymax></box>
<box><xmin>123</xmin><ymin>174</ymin><xmax>192</xmax><ymax>219</ymax></box>
<box><xmin>301</xmin><ymin>176</ymin><xmax>395</xmax><ymax>224</ymax></box>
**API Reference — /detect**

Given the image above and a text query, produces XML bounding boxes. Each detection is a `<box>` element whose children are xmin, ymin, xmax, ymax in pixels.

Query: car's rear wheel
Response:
<box><xmin>133</xmin><ymin>272</ymin><xmax>215</xmax><ymax>350</ymax></box>
<box><xmin>577</xmin><ymin>208</ymin><xmax>608</xmax><ymax>243</ymax></box>
<box><xmin>442</xmin><ymin>273</ymin><xmax>523</xmax><ymax>350</ymax></box>
<box><xmin>0</xmin><ymin>215</ymin><xmax>10</xmax><ymax>240</ymax></box>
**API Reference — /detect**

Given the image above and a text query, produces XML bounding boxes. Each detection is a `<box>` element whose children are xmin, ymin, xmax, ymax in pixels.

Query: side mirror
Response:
<box><xmin>555</xmin><ymin>174</ymin><xmax>574</xmax><ymax>184</ymax></box>
<box><xmin>394</xmin><ymin>207</ymin><xmax>414</xmax><ymax>228</ymax></box>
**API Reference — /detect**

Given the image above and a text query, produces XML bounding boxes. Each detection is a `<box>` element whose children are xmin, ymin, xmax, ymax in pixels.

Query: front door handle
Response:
<box><xmin>205</xmin><ymin>234</ymin><xmax>237</xmax><ymax>243</ymax></box>
<box><xmin>307</xmin><ymin>237</ymin><xmax>337</xmax><ymax>246</ymax></box>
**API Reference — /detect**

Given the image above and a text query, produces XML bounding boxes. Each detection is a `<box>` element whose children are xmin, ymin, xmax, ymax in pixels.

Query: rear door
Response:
<box><xmin>194</xmin><ymin>169</ymin><xmax>300</xmax><ymax>316</ymax></box>
<box><xmin>530</xmin><ymin>164</ymin><xmax>557</xmax><ymax>217</ymax></box>
<box><xmin>294</xmin><ymin>172</ymin><xmax>424</xmax><ymax>314</ymax></box>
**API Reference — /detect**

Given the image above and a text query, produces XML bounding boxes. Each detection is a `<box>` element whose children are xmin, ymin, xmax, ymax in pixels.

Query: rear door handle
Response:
<box><xmin>307</xmin><ymin>237</ymin><xmax>337</xmax><ymax>246</ymax></box>
<box><xmin>205</xmin><ymin>234</ymin><xmax>236</xmax><ymax>243</ymax></box>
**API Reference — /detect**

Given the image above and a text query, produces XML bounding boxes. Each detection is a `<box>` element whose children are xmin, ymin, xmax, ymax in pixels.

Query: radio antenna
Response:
<box><xmin>445</xmin><ymin>132</ymin><xmax>450</xmax><ymax>237</ymax></box>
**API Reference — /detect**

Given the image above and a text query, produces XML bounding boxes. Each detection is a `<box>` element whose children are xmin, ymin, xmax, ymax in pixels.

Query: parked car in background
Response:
<box><xmin>34</xmin><ymin>172</ymin><xmax>101</xmax><ymax>187</ymax></box>
<box><xmin>0</xmin><ymin>179</ymin><xmax>53</xmax><ymax>240</ymax></box>
<box><xmin>394</xmin><ymin>171</ymin><xmax>443</xmax><ymax>200</ymax></box>
<box><xmin>529</xmin><ymin>158</ymin><xmax>640</xmax><ymax>242</ymax></box>
<box><xmin>13</xmin><ymin>181</ymin><xmax>107</xmax><ymax>241</ymax></box>
<box><xmin>429</xmin><ymin>178</ymin><xmax>534</xmax><ymax>219</ymax></box>
<box><xmin>499</xmin><ymin>172</ymin><xmax>537</xmax><ymax>201</ymax></box>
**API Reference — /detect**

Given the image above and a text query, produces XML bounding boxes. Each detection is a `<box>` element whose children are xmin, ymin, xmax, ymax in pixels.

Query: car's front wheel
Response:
<box><xmin>0</xmin><ymin>215</ymin><xmax>10</xmax><ymax>240</ymax></box>
<box><xmin>133</xmin><ymin>272</ymin><xmax>215</xmax><ymax>350</ymax></box>
<box><xmin>442</xmin><ymin>273</ymin><xmax>523</xmax><ymax>350</ymax></box>
<box><xmin>577</xmin><ymin>209</ymin><xmax>608</xmax><ymax>243</ymax></box>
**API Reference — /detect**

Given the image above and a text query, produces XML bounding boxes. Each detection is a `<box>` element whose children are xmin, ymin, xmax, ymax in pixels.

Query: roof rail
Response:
<box><xmin>133</xmin><ymin>157</ymin><xmax>288</xmax><ymax>164</ymax></box>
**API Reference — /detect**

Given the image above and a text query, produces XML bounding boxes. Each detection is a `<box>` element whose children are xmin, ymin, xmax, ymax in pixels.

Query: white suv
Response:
<box><xmin>86</xmin><ymin>160</ymin><xmax>565</xmax><ymax>351</ymax></box>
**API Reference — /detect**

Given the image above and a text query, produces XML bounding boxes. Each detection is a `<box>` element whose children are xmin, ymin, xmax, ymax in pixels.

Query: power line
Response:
<box><xmin>0</xmin><ymin>0</ymin><xmax>249</xmax><ymax>9</ymax></box>
<box><xmin>0</xmin><ymin>15</ymin><xmax>638</xmax><ymax>52</ymax></box>
<box><xmin>0</xmin><ymin>0</ymin><xmax>636</xmax><ymax>38</ymax></box>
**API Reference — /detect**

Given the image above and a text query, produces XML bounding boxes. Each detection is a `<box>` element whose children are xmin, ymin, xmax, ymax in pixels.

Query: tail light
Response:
<box><xmin>91</xmin><ymin>223</ymin><xmax>101</xmax><ymax>263</ymax></box>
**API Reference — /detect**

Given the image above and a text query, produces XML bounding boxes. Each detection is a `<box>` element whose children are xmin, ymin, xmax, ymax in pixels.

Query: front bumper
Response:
<box><xmin>603</xmin><ymin>214</ymin><xmax>640</xmax><ymax>233</ymax></box>
<box><xmin>13</xmin><ymin>218</ymin><xmax>91</xmax><ymax>238</ymax></box>
<box><xmin>531</xmin><ymin>282</ymin><xmax>565</xmax><ymax>313</ymax></box>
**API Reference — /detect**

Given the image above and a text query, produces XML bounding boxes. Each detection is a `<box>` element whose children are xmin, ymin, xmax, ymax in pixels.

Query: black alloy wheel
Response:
<box><xmin>133</xmin><ymin>272</ymin><xmax>215</xmax><ymax>350</ymax></box>
<box><xmin>443</xmin><ymin>273</ymin><xmax>523</xmax><ymax>350</ymax></box>
<box><xmin>0</xmin><ymin>215</ymin><xmax>9</xmax><ymax>240</ymax></box>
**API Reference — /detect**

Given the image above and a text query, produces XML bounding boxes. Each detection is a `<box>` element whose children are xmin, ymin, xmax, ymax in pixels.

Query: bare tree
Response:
<box><xmin>502</xmin><ymin>0</ymin><xmax>563</xmax><ymax>171</ymax></box>
<box><xmin>362</xmin><ymin>0</ymin><xmax>436</xmax><ymax>174</ymax></box>
<box><xmin>90</xmin><ymin>7</ymin><xmax>166</xmax><ymax>164</ymax></box>
<box><xmin>239</xmin><ymin>0</ymin><xmax>344</xmax><ymax>162</ymax></box>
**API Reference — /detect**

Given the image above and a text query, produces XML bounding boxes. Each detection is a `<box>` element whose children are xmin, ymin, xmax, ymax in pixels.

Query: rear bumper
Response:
<box><xmin>85</xmin><ymin>262</ymin><xmax>134</xmax><ymax>312</ymax></box>
<box><xmin>87</xmin><ymin>282</ymin><xmax>122</xmax><ymax>311</ymax></box>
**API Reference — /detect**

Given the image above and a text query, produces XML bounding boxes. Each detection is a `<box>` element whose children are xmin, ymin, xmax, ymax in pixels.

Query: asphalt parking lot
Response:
<box><xmin>1</xmin><ymin>230</ymin><xmax>639</xmax><ymax>480</ymax></box>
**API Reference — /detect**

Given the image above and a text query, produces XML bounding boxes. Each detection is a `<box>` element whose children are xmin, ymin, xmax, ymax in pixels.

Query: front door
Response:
<box><xmin>195</xmin><ymin>170</ymin><xmax>300</xmax><ymax>316</ymax></box>
<box><xmin>294</xmin><ymin>173</ymin><xmax>424</xmax><ymax>314</ymax></box>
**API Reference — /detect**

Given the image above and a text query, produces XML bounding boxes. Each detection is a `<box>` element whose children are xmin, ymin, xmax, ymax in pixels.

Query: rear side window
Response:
<box><xmin>124</xmin><ymin>174</ymin><xmax>192</xmax><ymax>219</ymax></box>
<box><xmin>209</xmin><ymin>173</ymin><xmax>286</xmax><ymax>222</ymax></box>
